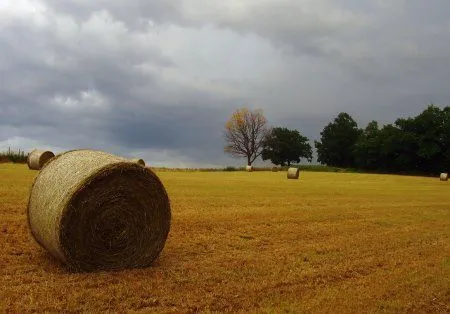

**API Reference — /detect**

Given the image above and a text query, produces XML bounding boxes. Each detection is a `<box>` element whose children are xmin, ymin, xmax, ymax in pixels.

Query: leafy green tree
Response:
<box><xmin>397</xmin><ymin>105</ymin><xmax>448</xmax><ymax>173</ymax></box>
<box><xmin>261</xmin><ymin>127</ymin><xmax>312</xmax><ymax>166</ymax></box>
<box><xmin>354</xmin><ymin>121</ymin><xmax>382</xmax><ymax>170</ymax></box>
<box><xmin>315</xmin><ymin>112</ymin><xmax>361</xmax><ymax>167</ymax></box>
<box><xmin>383</xmin><ymin>104</ymin><xmax>448</xmax><ymax>174</ymax></box>
<box><xmin>378</xmin><ymin>124</ymin><xmax>419</xmax><ymax>173</ymax></box>
<box><xmin>325</xmin><ymin>104</ymin><xmax>449</xmax><ymax>174</ymax></box>
<box><xmin>442</xmin><ymin>106</ymin><xmax>450</xmax><ymax>171</ymax></box>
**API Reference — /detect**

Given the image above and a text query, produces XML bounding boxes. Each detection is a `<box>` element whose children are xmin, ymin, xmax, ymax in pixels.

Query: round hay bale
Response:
<box><xmin>287</xmin><ymin>167</ymin><xmax>300</xmax><ymax>179</ymax></box>
<box><xmin>271</xmin><ymin>166</ymin><xmax>279</xmax><ymax>172</ymax></box>
<box><xmin>440</xmin><ymin>173</ymin><xmax>448</xmax><ymax>181</ymax></box>
<box><xmin>27</xmin><ymin>149</ymin><xmax>171</xmax><ymax>272</ymax></box>
<box><xmin>27</xmin><ymin>149</ymin><xmax>55</xmax><ymax>170</ymax></box>
<box><xmin>131</xmin><ymin>158</ymin><xmax>145</xmax><ymax>166</ymax></box>
<box><xmin>246</xmin><ymin>165</ymin><xmax>253</xmax><ymax>172</ymax></box>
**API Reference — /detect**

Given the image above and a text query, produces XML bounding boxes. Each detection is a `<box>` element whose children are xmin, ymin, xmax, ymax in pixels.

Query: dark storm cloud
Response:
<box><xmin>108</xmin><ymin>105</ymin><xmax>227</xmax><ymax>149</ymax></box>
<box><xmin>0</xmin><ymin>3</ymin><xmax>241</xmax><ymax>165</ymax></box>
<box><xmin>1</xmin><ymin>0</ymin><xmax>450</xmax><ymax>166</ymax></box>
<box><xmin>176</xmin><ymin>0</ymin><xmax>450</xmax><ymax>83</ymax></box>
<box><xmin>44</xmin><ymin>0</ymin><xmax>185</xmax><ymax>28</ymax></box>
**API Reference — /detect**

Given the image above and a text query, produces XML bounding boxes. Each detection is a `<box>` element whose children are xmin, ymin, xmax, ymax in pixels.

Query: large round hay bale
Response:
<box><xmin>27</xmin><ymin>149</ymin><xmax>171</xmax><ymax>272</ymax></box>
<box><xmin>246</xmin><ymin>165</ymin><xmax>253</xmax><ymax>172</ymax></box>
<box><xmin>27</xmin><ymin>149</ymin><xmax>55</xmax><ymax>170</ymax></box>
<box><xmin>131</xmin><ymin>158</ymin><xmax>145</xmax><ymax>166</ymax></box>
<box><xmin>440</xmin><ymin>173</ymin><xmax>448</xmax><ymax>181</ymax></box>
<box><xmin>287</xmin><ymin>167</ymin><xmax>300</xmax><ymax>179</ymax></box>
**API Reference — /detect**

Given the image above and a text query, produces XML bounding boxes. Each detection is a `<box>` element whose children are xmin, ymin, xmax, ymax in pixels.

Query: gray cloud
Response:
<box><xmin>1</xmin><ymin>0</ymin><xmax>450</xmax><ymax>166</ymax></box>
<box><xmin>44</xmin><ymin>0</ymin><xmax>185</xmax><ymax>29</ymax></box>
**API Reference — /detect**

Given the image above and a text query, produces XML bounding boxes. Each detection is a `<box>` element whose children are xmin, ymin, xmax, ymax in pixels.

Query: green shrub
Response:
<box><xmin>0</xmin><ymin>147</ymin><xmax>28</xmax><ymax>163</ymax></box>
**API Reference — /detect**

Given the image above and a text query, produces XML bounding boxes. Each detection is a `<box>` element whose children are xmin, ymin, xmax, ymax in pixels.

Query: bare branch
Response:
<box><xmin>223</xmin><ymin>108</ymin><xmax>269</xmax><ymax>165</ymax></box>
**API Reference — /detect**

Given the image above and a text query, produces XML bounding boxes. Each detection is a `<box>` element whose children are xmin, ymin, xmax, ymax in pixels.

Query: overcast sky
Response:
<box><xmin>1</xmin><ymin>0</ymin><xmax>449</xmax><ymax>167</ymax></box>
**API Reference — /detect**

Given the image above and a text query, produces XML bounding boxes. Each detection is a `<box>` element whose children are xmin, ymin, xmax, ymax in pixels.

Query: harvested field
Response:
<box><xmin>0</xmin><ymin>164</ymin><xmax>449</xmax><ymax>313</ymax></box>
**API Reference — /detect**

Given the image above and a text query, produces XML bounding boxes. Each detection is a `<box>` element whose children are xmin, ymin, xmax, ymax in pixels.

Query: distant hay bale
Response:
<box><xmin>131</xmin><ymin>158</ymin><xmax>145</xmax><ymax>166</ymax></box>
<box><xmin>271</xmin><ymin>166</ymin><xmax>279</xmax><ymax>172</ymax></box>
<box><xmin>27</xmin><ymin>149</ymin><xmax>171</xmax><ymax>272</ymax></box>
<box><xmin>287</xmin><ymin>167</ymin><xmax>300</xmax><ymax>179</ymax></box>
<box><xmin>27</xmin><ymin>149</ymin><xmax>55</xmax><ymax>170</ymax></box>
<box><xmin>440</xmin><ymin>173</ymin><xmax>448</xmax><ymax>181</ymax></box>
<box><xmin>246</xmin><ymin>165</ymin><xmax>253</xmax><ymax>172</ymax></box>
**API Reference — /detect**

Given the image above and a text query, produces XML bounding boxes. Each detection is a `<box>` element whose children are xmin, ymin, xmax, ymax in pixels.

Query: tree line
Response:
<box><xmin>224</xmin><ymin>105</ymin><xmax>450</xmax><ymax>175</ymax></box>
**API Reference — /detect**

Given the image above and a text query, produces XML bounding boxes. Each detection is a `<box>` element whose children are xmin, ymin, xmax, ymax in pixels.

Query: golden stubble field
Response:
<box><xmin>0</xmin><ymin>164</ymin><xmax>449</xmax><ymax>313</ymax></box>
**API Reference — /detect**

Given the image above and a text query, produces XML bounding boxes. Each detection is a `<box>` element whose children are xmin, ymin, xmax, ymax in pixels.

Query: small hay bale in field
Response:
<box><xmin>272</xmin><ymin>166</ymin><xmax>279</xmax><ymax>172</ymax></box>
<box><xmin>27</xmin><ymin>149</ymin><xmax>55</xmax><ymax>170</ymax></box>
<box><xmin>287</xmin><ymin>167</ymin><xmax>300</xmax><ymax>179</ymax></box>
<box><xmin>246</xmin><ymin>165</ymin><xmax>253</xmax><ymax>172</ymax></box>
<box><xmin>440</xmin><ymin>173</ymin><xmax>448</xmax><ymax>181</ymax></box>
<box><xmin>27</xmin><ymin>149</ymin><xmax>171</xmax><ymax>272</ymax></box>
<box><xmin>131</xmin><ymin>158</ymin><xmax>145</xmax><ymax>166</ymax></box>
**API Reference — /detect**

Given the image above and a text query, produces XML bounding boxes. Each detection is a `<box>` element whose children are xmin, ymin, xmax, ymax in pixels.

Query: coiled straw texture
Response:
<box><xmin>131</xmin><ymin>158</ymin><xmax>146</xmax><ymax>166</ymax></box>
<box><xmin>27</xmin><ymin>149</ymin><xmax>55</xmax><ymax>170</ymax></box>
<box><xmin>287</xmin><ymin>167</ymin><xmax>300</xmax><ymax>179</ymax></box>
<box><xmin>27</xmin><ymin>149</ymin><xmax>171</xmax><ymax>272</ymax></box>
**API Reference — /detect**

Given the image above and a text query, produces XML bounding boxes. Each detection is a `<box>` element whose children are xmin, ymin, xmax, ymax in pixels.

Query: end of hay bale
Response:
<box><xmin>27</xmin><ymin>149</ymin><xmax>55</xmax><ymax>170</ymax></box>
<box><xmin>246</xmin><ymin>165</ymin><xmax>253</xmax><ymax>172</ymax></box>
<box><xmin>440</xmin><ymin>173</ymin><xmax>448</xmax><ymax>181</ymax></box>
<box><xmin>287</xmin><ymin>167</ymin><xmax>300</xmax><ymax>179</ymax></box>
<box><xmin>27</xmin><ymin>149</ymin><xmax>171</xmax><ymax>272</ymax></box>
<box><xmin>131</xmin><ymin>158</ymin><xmax>146</xmax><ymax>166</ymax></box>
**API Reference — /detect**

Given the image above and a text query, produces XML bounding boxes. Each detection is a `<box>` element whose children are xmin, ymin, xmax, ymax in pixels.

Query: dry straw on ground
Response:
<box><xmin>246</xmin><ymin>165</ymin><xmax>253</xmax><ymax>172</ymax></box>
<box><xmin>27</xmin><ymin>149</ymin><xmax>171</xmax><ymax>272</ymax></box>
<box><xmin>131</xmin><ymin>158</ymin><xmax>146</xmax><ymax>166</ymax></box>
<box><xmin>287</xmin><ymin>167</ymin><xmax>300</xmax><ymax>179</ymax></box>
<box><xmin>440</xmin><ymin>173</ymin><xmax>448</xmax><ymax>181</ymax></box>
<box><xmin>27</xmin><ymin>149</ymin><xmax>55</xmax><ymax>170</ymax></box>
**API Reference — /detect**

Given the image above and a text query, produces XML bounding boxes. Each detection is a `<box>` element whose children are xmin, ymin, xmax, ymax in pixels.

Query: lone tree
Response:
<box><xmin>262</xmin><ymin>127</ymin><xmax>312</xmax><ymax>166</ymax></box>
<box><xmin>315</xmin><ymin>112</ymin><xmax>361</xmax><ymax>167</ymax></box>
<box><xmin>224</xmin><ymin>108</ymin><xmax>269</xmax><ymax>166</ymax></box>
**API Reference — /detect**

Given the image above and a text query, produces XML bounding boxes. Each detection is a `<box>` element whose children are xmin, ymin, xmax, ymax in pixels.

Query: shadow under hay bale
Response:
<box><xmin>440</xmin><ymin>173</ymin><xmax>448</xmax><ymax>181</ymax></box>
<box><xmin>27</xmin><ymin>149</ymin><xmax>55</xmax><ymax>170</ymax></box>
<box><xmin>287</xmin><ymin>167</ymin><xmax>300</xmax><ymax>179</ymax></box>
<box><xmin>131</xmin><ymin>158</ymin><xmax>146</xmax><ymax>166</ymax></box>
<box><xmin>27</xmin><ymin>149</ymin><xmax>171</xmax><ymax>272</ymax></box>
